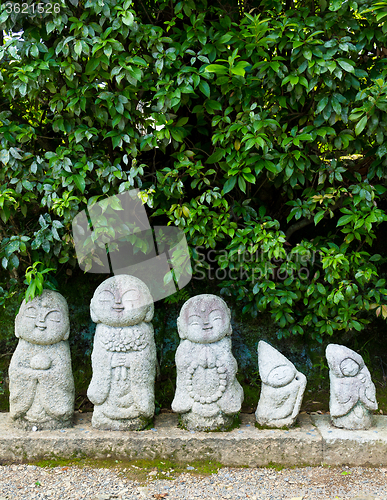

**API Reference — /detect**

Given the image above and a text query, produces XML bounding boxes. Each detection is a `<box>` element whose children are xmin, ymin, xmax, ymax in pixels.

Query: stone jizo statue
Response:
<box><xmin>9</xmin><ymin>290</ymin><xmax>74</xmax><ymax>430</ymax></box>
<box><xmin>326</xmin><ymin>343</ymin><xmax>378</xmax><ymax>430</ymax></box>
<box><xmin>172</xmin><ymin>294</ymin><xmax>243</xmax><ymax>431</ymax></box>
<box><xmin>87</xmin><ymin>275</ymin><xmax>156</xmax><ymax>430</ymax></box>
<box><xmin>255</xmin><ymin>341</ymin><xmax>306</xmax><ymax>428</ymax></box>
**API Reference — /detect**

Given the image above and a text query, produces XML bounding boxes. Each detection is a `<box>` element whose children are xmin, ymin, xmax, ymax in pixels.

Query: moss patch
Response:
<box><xmin>265</xmin><ymin>461</ymin><xmax>285</xmax><ymax>471</ymax></box>
<box><xmin>254</xmin><ymin>422</ymin><xmax>290</xmax><ymax>431</ymax></box>
<box><xmin>31</xmin><ymin>457</ymin><xmax>224</xmax><ymax>482</ymax></box>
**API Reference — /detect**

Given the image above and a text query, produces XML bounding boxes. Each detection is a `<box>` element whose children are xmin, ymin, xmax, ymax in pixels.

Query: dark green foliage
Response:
<box><xmin>0</xmin><ymin>0</ymin><xmax>387</xmax><ymax>342</ymax></box>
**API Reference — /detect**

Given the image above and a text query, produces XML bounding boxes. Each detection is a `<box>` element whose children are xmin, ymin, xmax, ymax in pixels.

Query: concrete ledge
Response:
<box><xmin>311</xmin><ymin>414</ymin><xmax>387</xmax><ymax>466</ymax></box>
<box><xmin>0</xmin><ymin>412</ymin><xmax>386</xmax><ymax>466</ymax></box>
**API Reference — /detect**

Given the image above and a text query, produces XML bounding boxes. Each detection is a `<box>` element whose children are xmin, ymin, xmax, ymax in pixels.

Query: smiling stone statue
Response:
<box><xmin>172</xmin><ymin>294</ymin><xmax>243</xmax><ymax>431</ymax></box>
<box><xmin>255</xmin><ymin>341</ymin><xmax>306</xmax><ymax>428</ymax></box>
<box><xmin>87</xmin><ymin>274</ymin><xmax>156</xmax><ymax>430</ymax></box>
<box><xmin>9</xmin><ymin>290</ymin><xmax>74</xmax><ymax>430</ymax></box>
<box><xmin>326</xmin><ymin>343</ymin><xmax>378</xmax><ymax>430</ymax></box>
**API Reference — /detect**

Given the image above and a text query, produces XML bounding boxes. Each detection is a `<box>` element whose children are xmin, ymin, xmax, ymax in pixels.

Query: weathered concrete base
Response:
<box><xmin>311</xmin><ymin>414</ymin><xmax>387</xmax><ymax>466</ymax></box>
<box><xmin>11</xmin><ymin>415</ymin><xmax>73</xmax><ymax>431</ymax></box>
<box><xmin>91</xmin><ymin>406</ymin><xmax>151</xmax><ymax>431</ymax></box>
<box><xmin>0</xmin><ymin>412</ymin><xmax>386</xmax><ymax>466</ymax></box>
<box><xmin>179</xmin><ymin>411</ymin><xmax>236</xmax><ymax>432</ymax></box>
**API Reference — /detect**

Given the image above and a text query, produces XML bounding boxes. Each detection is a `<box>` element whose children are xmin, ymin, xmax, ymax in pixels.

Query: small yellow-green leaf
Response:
<box><xmin>205</xmin><ymin>64</ymin><xmax>228</xmax><ymax>75</ymax></box>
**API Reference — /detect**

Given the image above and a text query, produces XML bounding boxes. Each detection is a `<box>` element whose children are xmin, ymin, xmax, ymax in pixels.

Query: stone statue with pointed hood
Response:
<box><xmin>255</xmin><ymin>341</ymin><xmax>306</xmax><ymax>428</ymax></box>
<box><xmin>172</xmin><ymin>294</ymin><xmax>244</xmax><ymax>431</ymax></box>
<box><xmin>326</xmin><ymin>344</ymin><xmax>378</xmax><ymax>430</ymax></box>
<box><xmin>87</xmin><ymin>274</ymin><xmax>156</xmax><ymax>430</ymax></box>
<box><xmin>9</xmin><ymin>290</ymin><xmax>74</xmax><ymax>430</ymax></box>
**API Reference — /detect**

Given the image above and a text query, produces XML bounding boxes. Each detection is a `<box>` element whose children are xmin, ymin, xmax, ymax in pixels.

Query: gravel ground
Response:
<box><xmin>0</xmin><ymin>464</ymin><xmax>385</xmax><ymax>500</ymax></box>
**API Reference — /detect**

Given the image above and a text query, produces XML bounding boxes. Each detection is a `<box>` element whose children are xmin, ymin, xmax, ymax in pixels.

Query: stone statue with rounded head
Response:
<box><xmin>172</xmin><ymin>294</ymin><xmax>243</xmax><ymax>431</ymax></box>
<box><xmin>255</xmin><ymin>341</ymin><xmax>306</xmax><ymax>428</ymax></box>
<box><xmin>9</xmin><ymin>289</ymin><xmax>74</xmax><ymax>430</ymax></box>
<box><xmin>326</xmin><ymin>343</ymin><xmax>378</xmax><ymax>430</ymax></box>
<box><xmin>87</xmin><ymin>274</ymin><xmax>156</xmax><ymax>430</ymax></box>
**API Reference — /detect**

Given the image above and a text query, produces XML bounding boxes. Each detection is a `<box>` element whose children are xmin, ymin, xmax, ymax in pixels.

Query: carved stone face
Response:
<box><xmin>326</xmin><ymin>344</ymin><xmax>365</xmax><ymax>378</ymax></box>
<box><xmin>15</xmin><ymin>290</ymin><xmax>70</xmax><ymax>345</ymax></box>
<box><xmin>340</xmin><ymin>357</ymin><xmax>360</xmax><ymax>377</ymax></box>
<box><xmin>266</xmin><ymin>365</ymin><xmax>296</xmax><ymax>388</ymax></box>
<box><xmin>178</xmin><ymin>295</ymin><xmax>231</xmax><ymax>344</ymax></box>
<box><xmin>90</xmin><ymin>275</ymin><xmax>154</xmax><ymax>327</ymax></box>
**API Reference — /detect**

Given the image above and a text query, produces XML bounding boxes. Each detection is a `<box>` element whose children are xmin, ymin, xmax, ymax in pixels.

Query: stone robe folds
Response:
<box><xmin>326</xmin><ymin>344</ymin><xmax>378</xmax><ymax>430</ymax></box>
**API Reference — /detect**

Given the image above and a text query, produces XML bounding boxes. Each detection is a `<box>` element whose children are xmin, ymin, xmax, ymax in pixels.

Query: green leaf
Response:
<box><xmin>206</xmin><ymin>100</ymin><xmax>222</xmax><ymax>111</ymax></box>
<box><xmin>170</xmin><ymin>129</ymin><xmax>183</xmax><ymax>142</ymax></box>
<box><xmin>46</xmin><ymin>21</ymin><xmax>55</xmax><ymax>34</ymax></box>
<box><xmin>112</xmin><ymin>135</ymin><xmax>122</xmax><ymax>149</ymax></box>
<box><xmin>22</xmin><ymin>180</ymin><xmax>33</xmax><ymax>191</ymax></box>
<box><xmin>265</xmin><ymin>161</ymin><xmax>277</xmax><ymax>173</ymax></box>
<box><xmin>223</xmin><ymin>177</ymin><xmax>237</xmax><ymax>194</ymax></box>
<box><xmin>31</xmin><ymin>44</ymin><xmax>39</xmax><ymax>58</ymax></box>
<box><xmin>337</xmin><ymin>59</ymin><xmax>355</xmax><ymax>73</ymax></box>
<box><xmin>316</xmin><ymin>96</ymin><xmax>329</xmax><ymax>114</ymax></box>
<box><xmin>26</xmin><ymin>282</ymin><xmax>36</xmax><ymax>303</ymax></box>
<box><xmin>238</xmin><ymin>176</ymin><xmax>246</xmax><ymax>193</ymax></box>
<box><xmin>329</xmin><ymin>0</ymin><xmax>342</xmax><ymax>10</ymax></box>
<box><xmin>205</xmin><ymin>64</ymin><xmax>228</xmax><ymax>75</ymax></box>
<box><xmin>331</xmin><ymin>96</ymin><xmax>341</xmax><ymax>114</ymax></box>
<box><xmin>198</xmin><ymin>80</ymin><xmax>210</xmax><ymax>98</ymax></box>
<box><xmin>46</xmin><ymin>82</ymin><xmax>56</xmax><ymax>93</ymax></box>
<box><xmin>6</xmin><ymin>241</ymin><xmax>20</xmax><ymax>257</ymax></box>
<box><xmin>243</xmin><ymin>173</ymin><xmax>256</xmax><ymax>183</ymax></box>
<box><xmin>112</xmin><ymin>114</ymin><xmax>122</xmax><ymax>128</ymax></box>
<box><xmin>218</xmin><ymin>33</ymin><xmax>233</xmax><ymax>44</ymax></box>
<box><xmin>74</xmin><ymin>40</ymin><xmax>82</xmax><ymax>56</ymax></box>
<box><xmin>242</xmin><ymin>172</ymin><xmax>256</xmax><ymax>184</ymax></box>
<box><xmin>355</xmin><ymin>115</ymin><xmax>367</xmax><ymax>135</ymax></box>
<box><xmin>317</xmin><ymin>283</ymin><xmax>326</xmax><ymax>294</ymax></box>
<box><xmin>314</xmin><ymin>211</ymin><xmax>325</xmax><ymax>225</ymax></box>
<box><xmin>303</xmin><ymin>48</ymin><xmax>312</xmax><ymax>60</ymax></box>
<box><xmin>176</xmin><ymin>117</ymin><xmax>189</xmax><ymax>127</ymax></box>
<box><xmin>349</xmin><ymin>111</ymin><xmax>364</xmax><ymax>121</ymax></box>
<box><xmin>131</xmin><ymin>56</ymin><xmax>147</xmax><ymax>66</ymax></box>
<box><xmin>0</xmin><ymin>10</ymin><xmax>9</xmax><ymax>24</ymax></box>
<box><xmin>0</xmin><ymin>150</ymin><xmax>9</xmax><ymax>165</ymax></box>
<box><xmin>337</xmin><ymin>214</ymin><xmax>354</xmax><ymax>226</ymax></box>
<box><xmin>122</xmin><ymin>12</ymin><xmax>134</xmax><ymax>26</ymax></box>
<box><xmin>85</xmin><ymin>58</ymin><xmax>99</xmax><ymax>74</ymax></box>
<box><xmin>231</xmin><ymin>66</ymin><xmax>246</xmax><ymax>76</ymax></box>
<box><xmin>73</xmin><ymin>175</ymin><xmax>86</xmax><ymax>193</ymax></box>
<box><xmin>207</xmin><ymin>149</ymin><xmax>224</xmax><ymax>164</ymax></box>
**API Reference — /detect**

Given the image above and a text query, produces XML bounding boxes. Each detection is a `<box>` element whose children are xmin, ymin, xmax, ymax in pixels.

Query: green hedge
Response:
<box><xmin>1</xmin><ymin>0</ymin><xmax>387</xmax><ymax>341</ymax></box>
